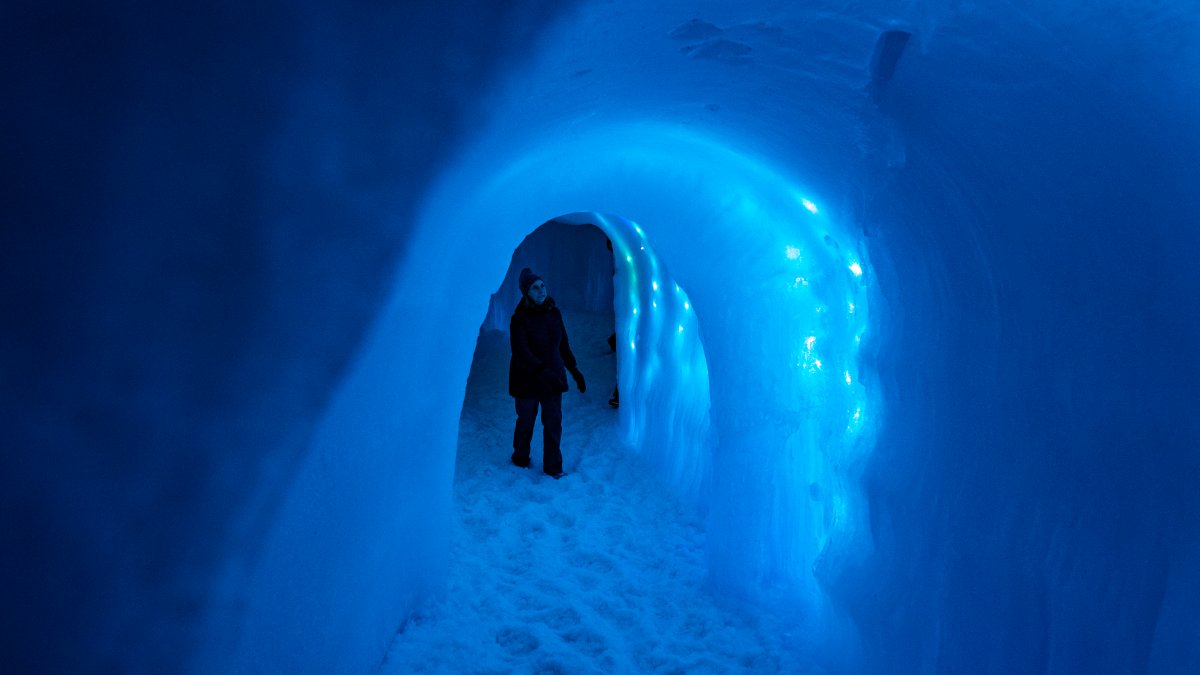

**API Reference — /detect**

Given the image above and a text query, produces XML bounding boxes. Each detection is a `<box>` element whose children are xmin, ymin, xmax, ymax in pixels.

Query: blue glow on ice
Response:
<box><xmin>18</xmin><ymin>2</ymin><xmax>1200</xmax><ymax>674</ymax></box>
<box><xmin>596</xmin><ymin>210</ymin><xmax>716</xmax><ymax>504</ymax></box>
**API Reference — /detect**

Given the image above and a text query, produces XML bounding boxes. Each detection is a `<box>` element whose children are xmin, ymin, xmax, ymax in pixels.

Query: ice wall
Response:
<box><xmin>598</xmin><ymin>212</ymin><xmax>715</xmax><ymax>509</ymax></box>
<box><xmin>6</xmin><ymin>0</ymin><xmax>1199</xmax><ymax>674</ymax></box>
<box><xmin>837</xmin><ymin>4</ymin><xmax>1200</xmax><ymax>671</ymax></box>
<box><xmin>2</xmin><ymin>2</ymin><xmax>579</xmax><ymax>673</ymax></box>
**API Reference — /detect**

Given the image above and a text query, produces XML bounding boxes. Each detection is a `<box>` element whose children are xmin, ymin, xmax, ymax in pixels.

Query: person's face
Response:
<box><xmin>528</xmin><ymin>280</ymin><xmax>547</xmax><ymax>305</ymax></box>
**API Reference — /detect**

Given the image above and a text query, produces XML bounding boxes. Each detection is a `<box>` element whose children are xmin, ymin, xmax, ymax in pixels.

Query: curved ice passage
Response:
<box><xmin>419</xmin><ymin>122</ymin><xmax>876</xmax><ymax>617</ymax></box>
<box><xmin>6</xmin><ymin>1</ymin><xmax>1200</xmax><ymax>674</ymax></box>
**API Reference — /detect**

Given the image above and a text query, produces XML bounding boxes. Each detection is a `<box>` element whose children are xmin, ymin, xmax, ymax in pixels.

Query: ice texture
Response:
<box><xmin>4</xmin><ymin>1</ymin><xmax>1199</xmax><ymax>674</ymax></box>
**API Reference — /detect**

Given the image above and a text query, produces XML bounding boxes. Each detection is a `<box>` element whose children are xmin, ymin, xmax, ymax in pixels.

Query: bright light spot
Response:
<box><xmin>848</xmin><ymin>408</ymin><xmax>863</xmax><ymax>432</ymax></box>
<box><xmin>814</xmin><ymin>359</ymin><xmax>823</xmax><ymax>369</ymax></box>
<box><xmin>805</xmin><ymin>335</ymin><xmax>816</xmax><ymax>350</ymax></box>
<box><xmin>854</xmin><ymin>335</ymin><xmax>861</xmax><ymax>344</ymax></box>
<box><xmin>674</xmin><ymin>284</ymin><xmax>680</xmax><ymax>293</ymax></box>
<box><xmin>634</xmin><ymin>224</ymin><xmax>644</xmax><ymax>235</ymax></box>
<box><xmin>677</xmin><ymin>325</ymin><xmax>684</xmax><ymax>333</ymax></box>
<box><xmin>801</xmin><ymin>198</ymin><xmax>819</xmax><ymax>214</ymax></box>
<box><xmin>683</xmin><ymin>302</ymin><xmax>690</xmax><ymax>310</ymax></box>
<box><xmin>785</xmin><ymin>245</ymin><xmax>801</xmax><ymax>260</ymax></box>
<box><xmin>815</xmin><ymin>305</ymin><xmax>825</xmax><ymax>313</ymax></box>
<box><xmin>849</xmin><ymin>262</ymin><xmax>863</xmax><ymax>277</ymax></box>
<box><xmin>630</xmin><ymin>341</ymin><xmax>636</xmax><ymax>351</ymax></box>
<box><xmin>626</xmin><ymin>255</ymin><xmax>632</xmax><ymax>263</ymax></box>
<box><xmin>640</xmin><ymin>246</ymin><xmax>645</xmax><ymax>251</ymax></box>
<box><xmin>652</xmin><ymin>281</ymin><xmax>659</xmax><ymax>291</ymax></box>
<box><xmin>652</xmin><ymin>301</ymin><xmax>657</xmax><ymax>308</ymax></box>
<box><xmin>844</xmin><ymin>371</ymin><xmax>852</xmax><ymax>385</ymax></box>
<box><xmin>633</xmin><ymin>307</ymin><xmax>638</xmax><ymax>315</ymax></box>
<box><xmin>799</xmin><ymin>277</ymin><xmax>809</xmax><ymax>286</ymax></box>
<box><xmin>848</xmin><ymin>302</ymin><xmax>856</xmax><ymax>314</ymax></box>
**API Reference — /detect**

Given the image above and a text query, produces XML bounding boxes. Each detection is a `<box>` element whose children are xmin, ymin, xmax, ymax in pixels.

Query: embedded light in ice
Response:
<box><xmin>844</xmin><ymin>371</ymin><xmax>852</xmax><ymax>385</ymax></box>
<box><xmin>652</xmin><ymin>280</ymin><xmax>659</xmax><ymax>291</ymax></box>
<box><xmin>786</xmin><ymin>245</ymin><xmax>802</xmax><ymax>260</ymax></box>
<box><xmin>805</xmin><ymin>335</ymin><xmax>816</xmax><ymax>350</ymax></box>
<box><xmin>802</xmin><ymin>198</ymin><xmax>819</xmax><ymax>214</ymax></box>
<box><xmin>849</xmin><ymin>262</ymin><xmax>863</xmax><ymax>277</ymax></box>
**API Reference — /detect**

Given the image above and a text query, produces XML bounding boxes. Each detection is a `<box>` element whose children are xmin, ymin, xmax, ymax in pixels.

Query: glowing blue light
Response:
<box><xmin>848</xmin><ymin>302</ymin><xmax>856</xmax><ymax>314</ymax></box>
<box><xmin>849</xmin><ymin>262</ymin><xmax>863</xmax><ymax>277</ymax></box>
<box><xmin>633</xmin><ymin>307</ymin><xmax>638</xmax><ymax>315</ymax></box>
<box><xmin>847</xmin><ymin>407</ymin><xmax>864</xmax><ymax>433</ymax></box>
<box><xmin>786</xmin><ymin>245</ymin><xmax>801</xmax><ymax>260</ymax></box>
<box><xmin>652</xmin><ymin>281</ymin><xmax>659</xmax><ymax>291</ymax></box>
<box><xmin>805</xmin><ymin>336</ymin><xmax>816</xmax><ymax>350</ymax></box>
<box><xmin>678</xmin><ymin>325</ymin><xmax>684</xmax><ymax>333</ymax></box>
<box><xmin>801</xmin><ymin>198</ymin><xmax>819</xmax><ymax>214</ymax></box>
<box><xmin>844</xmin><ymin>371</ymin><xmax>852</xmax><ymax>385</ymax></box>
<box><xmin>626</xmin><ymin>255</ymin><xmax>632</xmax><ymax>263</ymax></box>
<box><xmin>683</xmin><ymin>302</ymin><xmax>690</xmax><ymax>310</ymax></box>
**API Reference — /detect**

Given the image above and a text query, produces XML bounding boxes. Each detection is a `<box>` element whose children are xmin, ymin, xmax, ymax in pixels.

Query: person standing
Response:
<box><xmin>509</xmin><ymin>268</ymin><xmax>586</xmax><ymax>478</ymax></box>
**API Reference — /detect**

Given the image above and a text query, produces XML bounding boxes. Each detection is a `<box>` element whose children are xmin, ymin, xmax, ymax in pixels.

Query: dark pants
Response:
<box><xmin>512</xmin><ymin>394</ymin><xmax>563</xmax><ymax>474</ymax></box>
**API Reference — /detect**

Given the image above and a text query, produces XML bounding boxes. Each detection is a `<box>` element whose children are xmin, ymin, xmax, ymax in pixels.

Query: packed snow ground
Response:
<box><xmin>381</xmin><ymin>311</ymin><xmax>816</xmax><ymax>673</ymax></box>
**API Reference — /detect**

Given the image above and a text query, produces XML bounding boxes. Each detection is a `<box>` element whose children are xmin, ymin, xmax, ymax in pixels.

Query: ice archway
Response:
<box><xmin>401</xmin><ymin>122</ymin><xmax>876</xmax><ymax>613</ymax></box>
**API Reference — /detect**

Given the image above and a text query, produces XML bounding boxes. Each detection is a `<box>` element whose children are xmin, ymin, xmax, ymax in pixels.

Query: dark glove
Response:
<box><xmin>569</xmin><ymin>368</ymin><xmax>586</xmax><ymax>393</ymax></box>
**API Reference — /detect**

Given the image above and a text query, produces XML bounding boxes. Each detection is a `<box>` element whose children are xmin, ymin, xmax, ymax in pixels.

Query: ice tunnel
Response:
<box><xmin>5</xmin><ymin>1</ymin><xmax>1199</xmax><ymax>674</ymax></box>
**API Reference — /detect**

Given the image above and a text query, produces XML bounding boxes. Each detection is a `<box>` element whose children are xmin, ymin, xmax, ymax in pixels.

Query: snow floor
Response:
<box><xmin>381</xmin><ymin>311</ymin><xmax>816</xmax><ymax>673</ymax></box>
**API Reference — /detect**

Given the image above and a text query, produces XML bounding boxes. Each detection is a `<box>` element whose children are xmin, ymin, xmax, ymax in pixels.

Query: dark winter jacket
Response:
<box><xmin>509</xmin><ymin>296</ymin><xmax>578</xmax><ymax>399</ymax></box>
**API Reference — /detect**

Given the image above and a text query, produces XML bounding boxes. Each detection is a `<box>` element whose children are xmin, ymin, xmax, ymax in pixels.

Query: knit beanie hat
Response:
<box><xmin>518</xmin><ymin>268</ymin><xmax>542</xmax><ymax>296</ymax></box>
